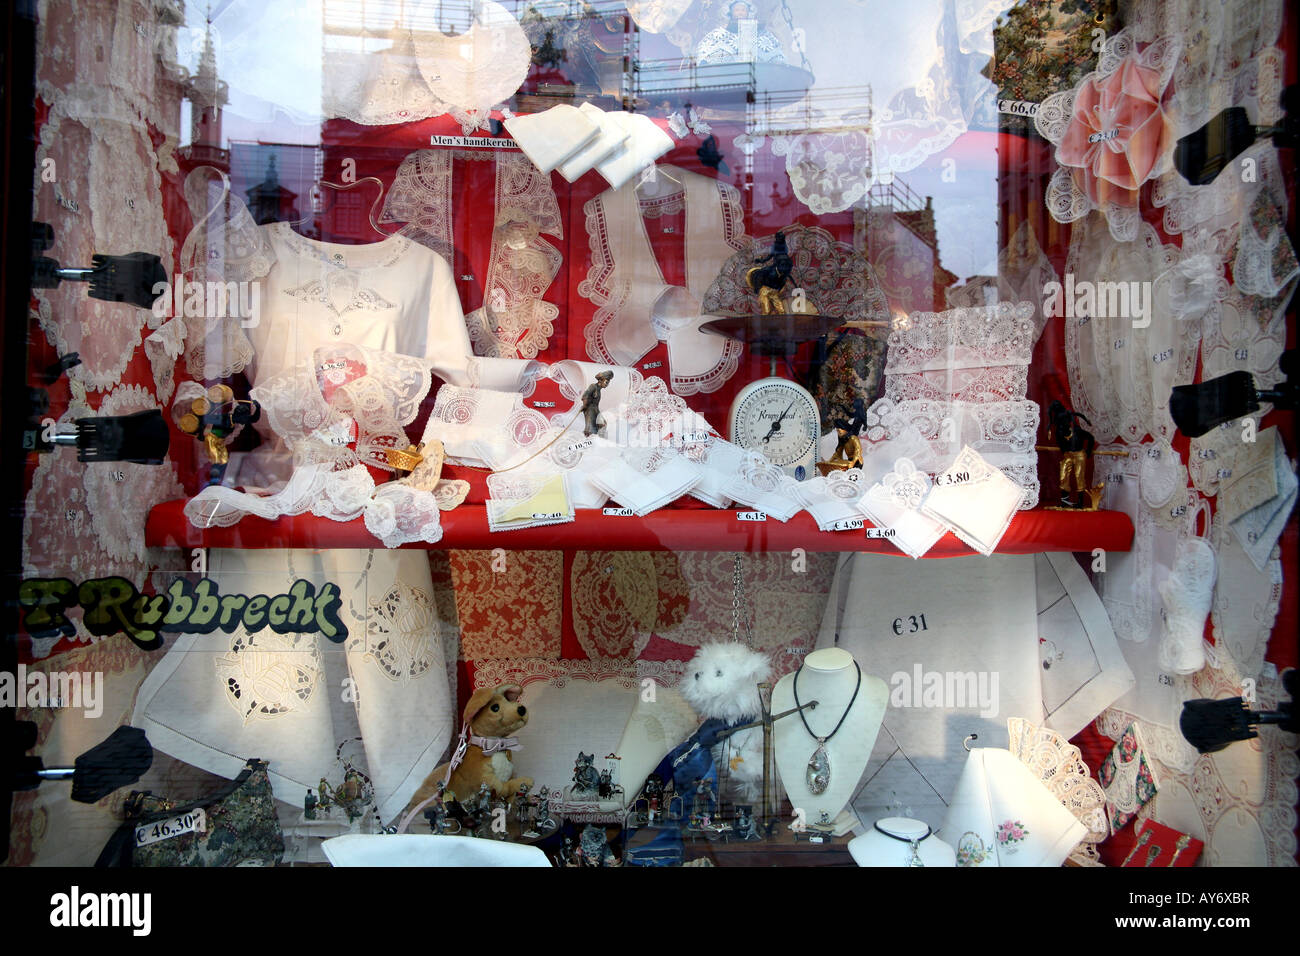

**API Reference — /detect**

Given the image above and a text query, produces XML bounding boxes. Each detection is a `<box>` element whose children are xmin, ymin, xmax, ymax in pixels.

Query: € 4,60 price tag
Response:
<box><xmin>135</xmin><ymin>808</ymin><xmax>206</xmax><ymax>848</ymax></box>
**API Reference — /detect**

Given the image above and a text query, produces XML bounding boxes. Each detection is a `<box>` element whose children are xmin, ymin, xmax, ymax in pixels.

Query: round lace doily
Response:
<box><xmin>411</xmin><ymin>1</ymin><xmax>530</xmax><ymax>115</ymax></box>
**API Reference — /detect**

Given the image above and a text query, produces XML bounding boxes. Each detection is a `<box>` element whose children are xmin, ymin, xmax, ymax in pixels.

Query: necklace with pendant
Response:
<box><xmin>793</xmin><ymin>660</ymin><xmax>861</xmax><ymax>796</ymax></box>
<box><xmin>874</xmin><ymin>821</ymin><xmax>932</xmax><ymax>867</ymax></box>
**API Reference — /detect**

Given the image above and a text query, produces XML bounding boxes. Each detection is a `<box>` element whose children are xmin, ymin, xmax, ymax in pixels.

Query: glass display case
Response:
<box><xmin>1</xmin><ymin>0</ymin><xmax>1296</xmax><ymax>877</ymax></box>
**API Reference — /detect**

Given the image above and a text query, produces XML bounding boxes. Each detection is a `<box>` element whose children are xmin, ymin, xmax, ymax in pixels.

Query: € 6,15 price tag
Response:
<box><xmin>737</xmin><ymin>511</ymin><xmax>767</xmax><ymax>522</ymax></box>
<box><xmin>135</xmin><ymin>808</ymin><xmax>206</xmax><ymax>848</ymax></box>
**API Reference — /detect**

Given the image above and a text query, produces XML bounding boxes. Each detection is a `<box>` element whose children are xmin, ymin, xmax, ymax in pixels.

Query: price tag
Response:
<box><xmin>1196</xmin><ymin>448</ymin><xmax>1216</xmax><ymax>460</ymax></box>
<box><xmin>642</xmin><ymin>361</ymin><xmax>663</xmax><ymax>370</ymax></box>
<box><xmin>681</xmin><ymin>431</ymin><xmax>709</xmax><ymax>443</ymax></box>
<box><xmin>935</xmin><ymin>470</ymin><xmax>971</xmax><ymax>487</ymax></box>
<box><xmin>1157</xmin><ymin>673</ymin><xmax>1175</xmax><ymax>687</ymax></box>
<box><xmin>1113</xmin><ymin>339</ymin><xmax>1125</xmax><ymax>350</ymax></box>
<box><xmin>135</xmin><ymin>808</ymin><xmax>206</xmax><ymax>848</ymax></box>
<box><xmin>1169</xmin><ymin>504</ymin><xmax>1187</xmax><ymax>518</ymax></box>
<box><xmin>532</xmin><ymin>401</ymin><xmax>556</xmax><ymax>408</ymax></box>
<box><xmin>865</xmin><ymin>527</ymin><xmax>896</xmax><ymax>539</ymax></box>
<box><xmin>1216</xmin><ymin>468</ymin><xmax>1233</xmax><ymax>480</ymax></box>
<box><xmin>1234</xmin><ymin>348</ymin><xmax>1249</xmax><ymax>361</ymax></box>
<box><xmin>531</xmin><ymin>512</ymin><xmax>564</xmax><ymax>520</ymax></box>
<box><xmin>830</xmin><ymin>517</ymin><xmax>864</xmax><ymax>531</ymax></box>
<box><xmin>1152</xmin><ymin>348</ymin><xmax>1173</xmax><ymax>363</ymax></box>
<box><xmin>737</xmin><ymin>511</ymin><xmax>767</xmax><ymax>521</ymax></box>
<box><xmin>566</xmin><ymin>439</ymin><xmax>594</xmax><ymax>453</ymax></box>
<box><xmin>602</xmin><ymin>507</ymin><xmax>634</xmax><ymax>517</ymax></box>
<box><xmin>1146</xmin><ymin>447</ymin><xmax>1161</xmax><ymax>459</ymax></box>
<box><xmin>809</xmin><ymin>834</ymin><xmax>825</xmax><ymax>844</ymax></box>
<box><xmin>891</xmin><ymin>613</ymin><xmax>929</xmax><ymax>635</ymax></box>
<box><xmin>844</xmin><ymin>471</ymin><xmax>861</xmax><ymax>482</ymax></box>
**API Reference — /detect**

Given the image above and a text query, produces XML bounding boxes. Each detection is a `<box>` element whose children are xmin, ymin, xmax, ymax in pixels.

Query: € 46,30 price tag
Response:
<box><xmin>135</xmin><ymin>808</ymin><xmax>206</xmax><ymax>848</ymax></box>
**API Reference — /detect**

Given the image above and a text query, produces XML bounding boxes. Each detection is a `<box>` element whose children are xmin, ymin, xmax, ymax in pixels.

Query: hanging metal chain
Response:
<box><xmin>777</xmin><ymin>0</ymin><xmax>813</xmax><ymax>75</ymax></box>
<box><xmin>731</xmin><ymin>552</ymin><xmax>755</xmax><ymax>647</ymax></box>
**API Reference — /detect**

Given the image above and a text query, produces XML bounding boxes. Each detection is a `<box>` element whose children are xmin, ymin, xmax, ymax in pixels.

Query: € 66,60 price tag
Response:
<box><xmin>135</xmin><ymin>808</ymin><xmax>206</xmax><ymax>848</ymax></box>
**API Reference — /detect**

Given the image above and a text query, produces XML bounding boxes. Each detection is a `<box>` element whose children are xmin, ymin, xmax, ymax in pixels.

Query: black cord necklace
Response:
<box><xmin>793</xmin><ymin>660</ymin><xmax>861</xmax><ymax>796</ymax></box>
<box><xmin>873</xmin><ymin>821</ymin><xmax>931</xmax><ymax>868</ymax></box>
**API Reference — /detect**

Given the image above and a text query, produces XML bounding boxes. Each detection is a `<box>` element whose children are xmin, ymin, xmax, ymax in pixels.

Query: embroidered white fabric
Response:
<box><xmin>884</xmin><ymin>303</ymin><xmax>1036</xmax><ymax>405</ymax></box>
<box><xmin>1202</xmin><ymin>286</ymin><xmax>1288</xmax><ymax>392</ymax></box>
<box><xmin>862</xmin><ymin>397</ymin><xmax>1041</xmax><ymax>508</ymax></box>
<box><xmin>685</xmin><ymin>438</ymin><xmax>746</xmax><ymax>508</ymax></box>
<box><xmin>1228</xmin><ymin>428</ymin><xmax>1297</xmax><ymax>571</ymax></box>
<box><xmin>424</xmin><ymin>384</ymin><xmax>551</xmax><ymax>470</ymax></box>
<box><xmin>594</xmin><ymin>113</ymin><xmax>675</xmax><ymax>191</ymax></box>
<box><xmin>1034</xmin><ymin>28</ymin><xmax>1181</xmax><ymax>243</ymax></box>
<box><xmin>856</xmin><ymin>458</ymin><xmax>948</xmax><ymax>559</ymax></box>
<box><xmin>503</xmin><ymin>104</ymin><xmax>599</xmax><ymax>175</ymax></box>
<box><xmin>720</xmin><ymin>452</ymin><xmax>803</xmax><ymax>522</ymax></box>
<box><xmin>254</xmin><ymin>345</ymin><xmax>431</xmax><ymax>473</ymax></box>
<box><xmin>556</xmin><ymin>104</ymin><xmax>633</xmax><ymax>183</ymax></box>
<box><xmin>485</xmin><ymin>471</ymin><xmax>576</xmax><ymax>533</ymax></box>
<box><xmin>1156</xmin><ymin>505</ymin><xmax>1216</xmax><ymax>677</ymax></box>
<box><xmin>792</xmin><ymin>472</ymin><xmax>866</xmax><ymax>532</ymax></box>
<box><xmin>587</xmin><ymin>447</ymin><xmax>703</xmax><ymax>517</ymax></box>
<box><xmin>1006</xmin><ymin>718</ymin><xmax>1109</xmax><ymax>863</ymax></box>
<box><xmin>379</xmin><ymin>150</ymin><xmax>454</xmax><ymax>264</ymax></box>
<box><xmin>81</xmin><ymin>385</ymin><xmax>186</xmax><ymax>566</ymax></box>
<box><xmin>1127</xmin><ymin>0</ymin><xmax>1284</xmax><ymax>143</ymax></box>
<box><xmin>410</xmin><ymin>2</ymin><xmax>530</xmax><ymax>119</ymax></box>
<box><xmin>580</xmin><ymin>167</ymin><xmax>746</xmax><ymax>395</ymax></box>
<box><xmin>1138</xmin><ymin>439</ymin><xmax>1186</xmax><ymax>510</ymax></box>
<box><xmin>1061</xmin><ymin>213</ymin><xmax>1184</xmax><ymax>443</ymax></box>
<box><xmin>921</xmin><ymin>446</ymin><xmax>1026</xmax><ymax>556</ymax></box>
<box><xmin>144</xmin><ymin>318</ymin><xmax>186</xmax><ymax>405</ymax></box>
<box><xmin>463</xmin><ymin>154</ymin><xmax>564</xmax><ymax>359</ymax></box>
<box><xmin>1188</xmin><ymin>415</ymin><xmax>1265</xmax><ymax>497</ymax></box>
<box><xmin>1210</xmin><ymin>517</ymin><xmax>1282</xmax><ymax>682</ymax></box>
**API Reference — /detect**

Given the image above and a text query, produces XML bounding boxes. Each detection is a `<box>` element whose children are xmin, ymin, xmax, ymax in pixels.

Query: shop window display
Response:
<box><xmin>0</xmin><ymin>0</ymin><xmax>1296</xmax><ymax>882</ymax></box>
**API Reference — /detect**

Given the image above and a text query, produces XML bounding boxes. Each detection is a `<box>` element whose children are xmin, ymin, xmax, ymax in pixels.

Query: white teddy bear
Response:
<box><xmin>678</xmin><ymin>642</ymin><xmax>772</xmax><ymax>803</ymax></box>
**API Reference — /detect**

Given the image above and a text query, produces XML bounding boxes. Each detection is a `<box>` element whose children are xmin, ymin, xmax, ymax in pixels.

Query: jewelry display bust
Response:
<box><xmin>848</xmin><ymin>817</ymin><xmax>956</xmax><ymax>867</ymax></box>
<box><xmin>771</xmin><ymin>648</ymin><xmax>887</xmax><ymax>827</ymax></box>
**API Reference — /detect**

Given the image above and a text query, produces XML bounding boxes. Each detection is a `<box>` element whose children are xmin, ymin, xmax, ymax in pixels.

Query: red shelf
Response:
<box><xmin>146</xmin><ymin>500</ymin><xmax>1133</xmax><ymax>556</ymax></box>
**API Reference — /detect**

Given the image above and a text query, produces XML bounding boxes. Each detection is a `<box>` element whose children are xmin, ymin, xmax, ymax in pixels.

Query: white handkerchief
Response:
<box><xmin>587</xmin><ymin>448</ymin><xmax>701</xmax><ymax>516</ymax></box>
<box><xmin>722</xmin><ymin>453</ymin><xmax>804</xmax><ymax>522</ymax></box>
<box><xmin>595</xmin><ymin>113</ymin><xmax>674</xmax><ymax>190</ymax></box>
<box><xmin>856</xmin><ymin>458</ymin><xmax>946</xmax><ymax>558</ymax></box>
<box><xmin>793</xmin><ymin>472</ymin><xmax>867</xmax><ymax>531</ymax></box>
<box><xmin>922</xmin><ymin>446</ymin><xmax>1025</xmax><ymax>555</ymax></box>
<box><xmin>486</xmin><ymin>472</ymin><xmax>575</xmax><ymax>532</ymax></box>
<box><xmin>504</xmin><ymin>104</ymin><xmax>599</xmax><ymax>174</ymax></box>
<box><xmin>1230</xmin><ymin>433</ymin><xmax>1297</xmax><ymax>571</ymax></box>
<box><xmin>556</xmin><ymin>104</ymin><xmax>632</xmax><ymax>182</ymax></box>
<box><xmin>942</xmin><ymin>747</ymin><xmax>1087</xmax><ymax>867</ymax></box>
<box><xmin>688</xmin><ymin>438</ymin><xmax>747</xmax><ymax>508</ymax></box>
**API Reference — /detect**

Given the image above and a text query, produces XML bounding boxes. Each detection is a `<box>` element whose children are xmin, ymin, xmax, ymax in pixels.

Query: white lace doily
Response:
<box><xmin>411</xmin><ymin>2</ymin><xmax>530</xmax><ymax>119</ymax></box>
<box><xmin>1210</xmin><ymin>515</ymin><xmax>1282</xmax><ymax>682</ymax></box>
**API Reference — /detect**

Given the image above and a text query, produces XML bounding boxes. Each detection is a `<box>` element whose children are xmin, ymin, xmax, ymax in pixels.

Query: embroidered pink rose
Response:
<box><xmin>1055</xmin><ymin>50</ymin><xmax>1173</xmax><ymax>210</ymax></box>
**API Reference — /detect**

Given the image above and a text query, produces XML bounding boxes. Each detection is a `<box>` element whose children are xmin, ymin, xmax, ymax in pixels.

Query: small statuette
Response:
<box><xmin>807</xmin><ymin>739</ymin><xmax>830</xmax><ymax>795</ymax></box>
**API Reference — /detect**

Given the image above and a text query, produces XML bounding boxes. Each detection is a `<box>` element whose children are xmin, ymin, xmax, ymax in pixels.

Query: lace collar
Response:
<box><xmin>250</xmin><ymin>343</ymin><xmax>432</xmax><ymax>472</ymax></box>
<box><xmin>267</xmin><ymin>221</ymin><xmax>412</xmax><ymax>271</ymax></box>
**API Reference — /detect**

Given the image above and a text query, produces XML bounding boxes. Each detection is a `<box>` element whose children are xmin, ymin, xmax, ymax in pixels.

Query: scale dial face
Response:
<box><xmin>728</xmin><ymin>377</ymin><xmax>820</xmax><ymax>479</ymax></box>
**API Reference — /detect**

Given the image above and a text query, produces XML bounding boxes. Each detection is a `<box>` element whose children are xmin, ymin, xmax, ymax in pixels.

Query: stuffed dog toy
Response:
<box><xmin>403</xmin><ymin>683</ymin><xmax>533</xmax><ymax>822</ymax></box>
